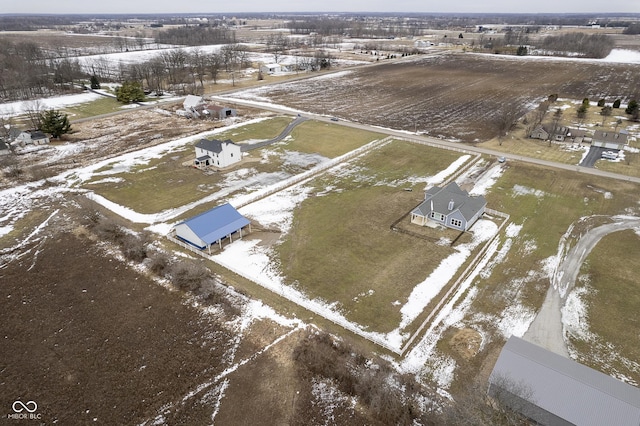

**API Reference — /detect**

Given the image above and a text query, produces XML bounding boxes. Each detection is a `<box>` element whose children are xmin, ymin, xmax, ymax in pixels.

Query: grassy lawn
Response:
<box><xmin>285</xmin><ymin>121</ymin><xmax>386</xmax><ymax>158</ymax></box>
<box><xmin>215</xmin><ymin>116</ymin><xmax>294</xmax><ymax>142</ymax></box>
<box><xmin>571</xmin><ymin>230</ymin><xmax>640</xmax><ymax>385</ymax></box>
<box><xmin>275</xmin><ymin>142</ymin><xmax>469</xmax><ymax>333</ymax></box>
<box><xmin>470</xmin><ymin>161</ymin><xmax>639</xmax><ymax>315</ymax></box>
<box><xmin>84</xmin><ymin>146</ymin><xmax>227</xmax><ymax>214</ymax></box>
<box><xmin>480</xmin><ymin>135</ymin><xmax>585</xmax><ymax>165</ymax></box>
<box><xmin>62</xmin><ymin>96</ymin><xmax>125</xmax><ymax>119</ymax></box>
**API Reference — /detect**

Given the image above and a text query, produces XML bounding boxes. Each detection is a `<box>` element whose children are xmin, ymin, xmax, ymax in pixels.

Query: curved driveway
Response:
<box><xmin>524</xmin><ymin>218</ymin><xmax>640</xmax><ymax>356</ymax></box>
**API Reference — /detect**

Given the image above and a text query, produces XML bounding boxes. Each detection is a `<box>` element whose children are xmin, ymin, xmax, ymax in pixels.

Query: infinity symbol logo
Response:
<box><xmin>12</xmin><ymin>400</ymin><xmax>38</xmax><ymax>413</ymax></box>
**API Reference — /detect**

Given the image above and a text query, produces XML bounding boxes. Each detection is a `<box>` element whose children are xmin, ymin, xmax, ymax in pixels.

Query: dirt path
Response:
<box><xmin>524</xmin><ymin>217</ymin><xmax>640</xmax><ymax>356</ymax></box>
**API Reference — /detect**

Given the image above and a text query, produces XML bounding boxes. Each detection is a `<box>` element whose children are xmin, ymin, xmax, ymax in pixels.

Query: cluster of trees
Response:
<box><xmin>292</xmin><ymin>331</ymin><xmax>528</xmax><ymax>425</ymax></box>
<box><xmin>622</xmin><ymin>24</ymin><xmax>640</xmax><ymax>35</ymax></box>
<box><xmin>539</xmin><ymin>32</ymin><xmax>614</xmax><ymax>58</ymax></box>
<box><xmin>0</xmin><ymin>39</ymin><xmax>83</xmax><ymax>101</ymax></box>
<box><xmin>155</xmin><ymin>26</ymin><xmax>236</xmax><ymax>46</ymax></box>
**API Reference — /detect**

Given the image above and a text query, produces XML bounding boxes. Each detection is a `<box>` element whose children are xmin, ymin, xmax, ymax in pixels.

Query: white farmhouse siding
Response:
<box><xmin>194</xmin><ymin>138</ymin><xmax>241</xmax><ymax>169</ymax></box>
<box><xmin>411</xmin><ymin>182</ymin><xmax>486</xmax><ymax>231</ymax></box>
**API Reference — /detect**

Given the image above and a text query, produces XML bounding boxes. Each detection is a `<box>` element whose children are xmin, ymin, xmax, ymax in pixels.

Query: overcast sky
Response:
<box><xmin>4</xmin><ymin>0</ymin><xmax>640</xmax><ymax>15</ymax></box>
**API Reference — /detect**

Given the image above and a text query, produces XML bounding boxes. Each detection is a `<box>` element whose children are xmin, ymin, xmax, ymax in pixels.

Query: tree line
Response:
<box><xmin>538</xmin><ymin>32</ymin><xmax>614</xmax><ymax>58</ymax></box>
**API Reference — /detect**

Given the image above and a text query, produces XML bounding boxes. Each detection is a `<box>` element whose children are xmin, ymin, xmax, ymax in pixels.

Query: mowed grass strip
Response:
<box><xmin>572</xmin><ymin>230</ymin><xmax>640</xmax><ymax>384</ymax></box>
<box><xmin>275</xmin><ymin>142</ymin><xmax>466</xmax><ymax>333</ymax></box>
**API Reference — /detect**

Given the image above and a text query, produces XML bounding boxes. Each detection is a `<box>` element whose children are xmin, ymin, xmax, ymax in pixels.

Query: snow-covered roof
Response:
<box><xmin>183</xmin><ymin>95</ymin><xmax>203</xmax><ymax>109</ymax></box>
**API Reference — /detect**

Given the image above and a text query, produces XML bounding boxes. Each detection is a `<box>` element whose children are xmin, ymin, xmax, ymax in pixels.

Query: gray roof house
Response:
<box><xmin>194</xmin><ymin>138</ymin><xmax>241</xmax><ymax>169</ymax></box>
<box><xmin>592</xmin><ymin>129</ymin><xmax>628</xmax><ymax>150</ymax></box>
<box><xmin>530</xmin><ymin>125</ymin><xmax>569</xmax><ymax>141</ymax></box>
<box><xmin>410</xmin><ymin>182</ymin><xmax>487</xmax><ymax>231</ymax></box>
<box><xmin>30</xmin><ymin>131</ymin><xmax>50</xmax><ymax>145</ymax></box>
<box><xmin>489</xmin><ymin>336</ymin><xmax>640</xmax><ymax>426</ymax></box>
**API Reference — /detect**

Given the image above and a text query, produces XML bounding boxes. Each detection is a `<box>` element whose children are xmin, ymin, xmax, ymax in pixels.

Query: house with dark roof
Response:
<box><xmin>410</xmin><ymin>182</ymin><xmax>486</xmax><ymax>231</ymax></box>
<box><xmin>194</xmin><ymin>138</ymin><xmax>241</xmax><ymax>169</ymax></box>
<box><xmin>489</xmin><ymin>336</ymin><xmax>640</xmax><ymax>426</ymax></box>
<box><xmin>530</xmin><ymin>125</ymin><xmax>569</xmax><ymax>142</ymax></box>
<box><xmin>30</xmin><ymin>131</ymin><xmax>50</xmax><ymax>145</ymax></box>
<box><xmin>592</xmin><ymin>129</ymin><xmax>628</xmax><ymax>150</ymax></box>
<box><xmin>174</xmin><ymin>203</ymin><xmax>251</xmax><ymax>253</ymax></box>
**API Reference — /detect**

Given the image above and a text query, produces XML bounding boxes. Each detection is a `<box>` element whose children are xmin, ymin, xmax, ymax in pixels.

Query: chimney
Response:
<box><xmin>448</xmin><ymin>199</ymin><xmax>454</xmax><ymax>211</ymax></box>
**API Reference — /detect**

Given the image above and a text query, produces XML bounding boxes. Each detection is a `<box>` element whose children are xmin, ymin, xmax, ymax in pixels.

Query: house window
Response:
<box><xmin>430</xmin><ymin>212</ymin><xmax>445</xmax><ymax>221</ymax></box>
<box><xmin>450</xmin><ymin>218</ymin><xmax>462</xmax><ymax>228</ymax></box>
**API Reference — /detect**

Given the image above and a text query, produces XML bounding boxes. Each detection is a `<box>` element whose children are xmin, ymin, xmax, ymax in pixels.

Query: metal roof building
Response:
<box><xmin>489</xmin><ymin>336</ymin><xmax>640</xmax><ymax>426</ymax></box>
<box><xmin>174</xmin><ymin>203</ymin><xmax>250</xmax><ymax>253</ymax></box>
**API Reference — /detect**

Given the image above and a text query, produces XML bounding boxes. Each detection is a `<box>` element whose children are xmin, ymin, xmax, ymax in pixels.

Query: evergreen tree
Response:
<box><xmin>40</xmin><ymin>109</ymin><xmax>72</xmax><ymax>139</ymax></box>
<box><xmin>613</xmin><ymin>99</ymin><xmax>621</xmax><ymax>108</ymax></box>
<box><xmin>115</xmin><ymin>81</ymin><xmax>145</xmax><ymax>104</ymax></box>
<box><xmin>90</xmin><ymin>75</ymin><xmax>101</xmax><ymax>89</ymax></box>
<box><xmin>625</xmin><ymin>99</ymin><xmax>638</xmax><ymax>115</ymax></box>
<box><xmin>516</xmin><ymin>46</ymin><xmax>528</xmax><ymax>56</ymax></box>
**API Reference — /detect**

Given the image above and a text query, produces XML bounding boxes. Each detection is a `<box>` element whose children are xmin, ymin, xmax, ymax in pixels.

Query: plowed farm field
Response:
<box><xmin>230</xmin><ymin>52</ymin><xmax>640</xmax><ymax>142</ymax></box>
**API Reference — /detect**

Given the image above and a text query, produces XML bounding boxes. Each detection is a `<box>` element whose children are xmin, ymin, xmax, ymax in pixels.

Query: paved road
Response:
<box><xmin>523</xmin><ymin>218</ymin><xmax>640</xmax><ymax>356</ymax></box>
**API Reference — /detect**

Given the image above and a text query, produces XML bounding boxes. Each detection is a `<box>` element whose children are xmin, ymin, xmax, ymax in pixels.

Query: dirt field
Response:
<box><xmin>231</xmin><ymin>52</ymin><xmax>640</xmax><ymax>142</ymax></box>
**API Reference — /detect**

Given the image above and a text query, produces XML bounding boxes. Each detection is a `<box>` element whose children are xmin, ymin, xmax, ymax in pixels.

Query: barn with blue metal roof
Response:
<box><xmin>174</xmin><ymin>203</ymin><xmax>251</xmax><ymax>253</ymax></box>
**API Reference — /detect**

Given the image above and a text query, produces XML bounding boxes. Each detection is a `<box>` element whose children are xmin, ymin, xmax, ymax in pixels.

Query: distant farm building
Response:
<box><xmin>411</xmin><ymin>182</ymin><xmax>486</xmax><ymax>231</ymax></box>
<box><xmin>194</xmin><ymin>139</ymin><xmax>241</xmax><ymax>169</ymax></box>
<box><xmin>204</xmin><ymin>104</ymin><xmax>237</xmax><ymax>120</ymax></box>
<box><xmin>177</xmin><ymin>95</ymin><xmax>205</xmax><ymax>118</ymax></box>
<box><xmin>260</xmin><ymin>63</ymin><xmax>283</xmax><ymax>74</ymax></box>
<box><xmin>592</xmin><ymin>130</ymin><xmax>628</xmax><ymax>150</ymax></box>
<box><xmin>5</xmin><ymin>128</ymin><xmax>50</xmax><ymax>146</ymax></box>
<box><xmin>489</xmin><ymin>336</ymin><xmax>640</xmax><ymax>426</ymax></box>
<box><xmin>174</xmin><ymin>203</ymin><xmax>251</xmax><ymax>253</ymax></box>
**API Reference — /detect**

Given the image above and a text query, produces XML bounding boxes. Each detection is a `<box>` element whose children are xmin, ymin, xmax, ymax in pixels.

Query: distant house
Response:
<box><xmin>410</xmin><ymin>182</ymin><xmax>487</xmax><ymax>231</ymax></box>
<box><xmin>174</xmin><ymin>203</ymin><xmax>251</xmax><ymax>253</ymax></box>
<box><xmin>568</xmin><ymin>128</ymin><xmax>591</xmax><ymax>144</ymax></box>
<box><xmin>7</xmin><ymin>128</ymin><xmax>32</xmax><ymax>146</ymax></box>
<box><xmin>204</xmin><ymin>104</ymin><xmax>237</xmax><ymax>120</ymax></box>
<box><xmin>30</xmin><ymin>131</ymin><xmax>50</xmax><ymax>145</ymax></box>
<box><xmin>260</xmin><ymin>63</ymin><xmax>282</xmax><ymax>74</ymax></box>
<box><xmin>194</xmin><ymin>138</ymin><xmax>241</xmax><ymax>169</ymax></box>
<box><xmin>489</xmin><ymin>336</ymin><xmax>640</xmax><ymax>426</ymax></box>
<box><xmin>530</xmin><ymin>125</ymin><xmax>569</xmax><ymax>141</ymax></box>
<box><xmin>592</xmin><ymin>130</ymin><xmax>628</xmax><ymax>150</ymax></box>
